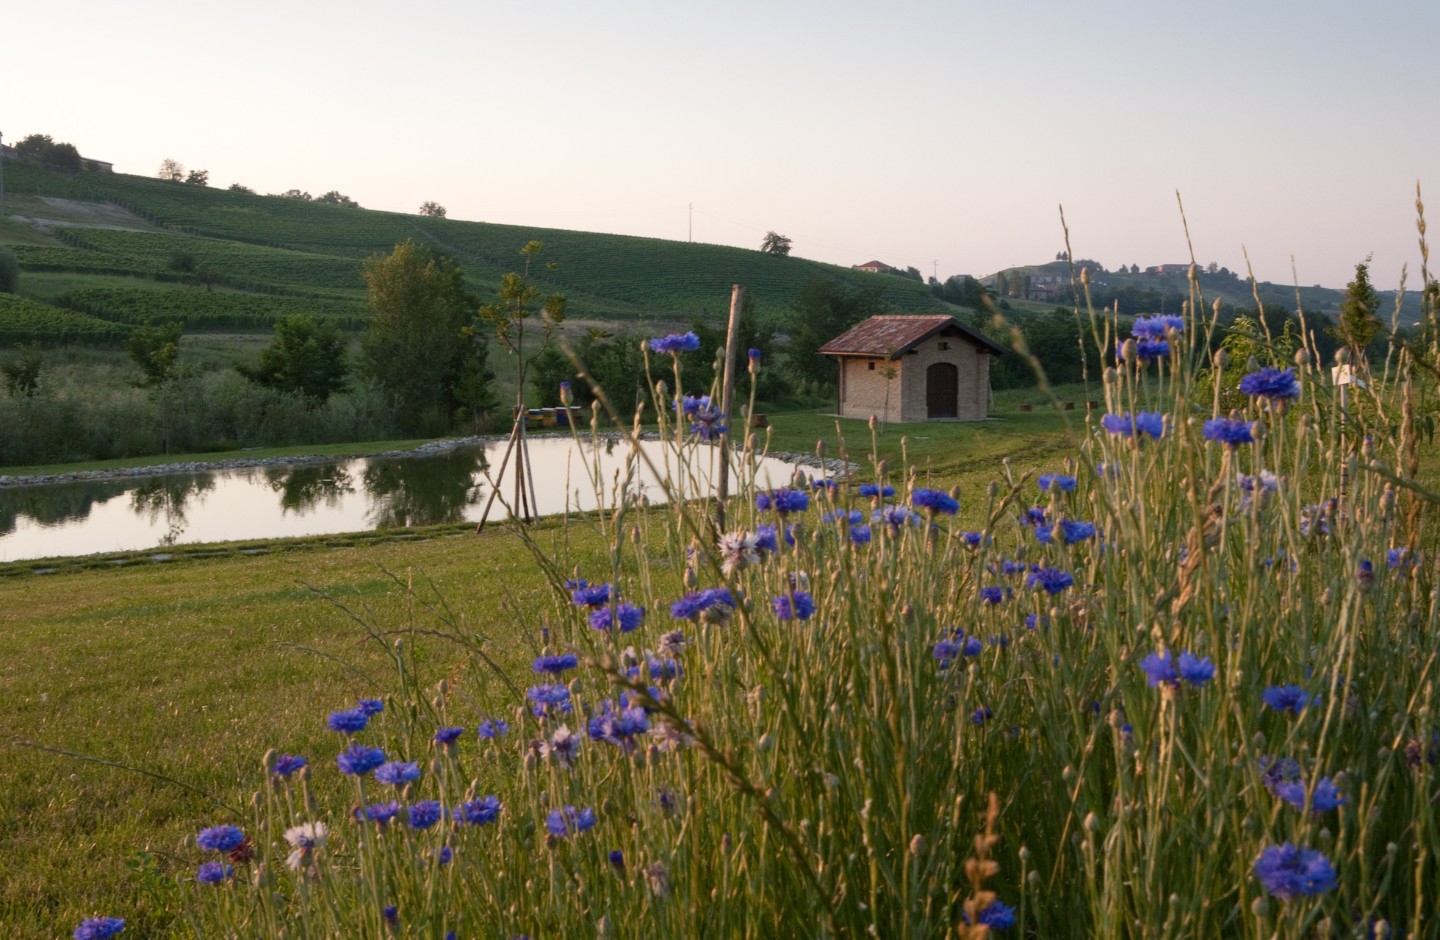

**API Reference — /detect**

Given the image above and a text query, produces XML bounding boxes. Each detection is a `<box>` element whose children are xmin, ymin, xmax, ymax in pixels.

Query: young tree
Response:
<box><xmin>360</xmin><ymin>240</ymin><xmax>495</xmax><ymax>433</ymax></box>
<box><xmin>0</xmin><ymin>248</ymin><xmax>18</xmax><ymax>293</ymax></box>
<box><xmin>237</xmin><ymin>315</ymin><xmax>349</xmax><ymax>404</ymax></box>
<box><xmin>1334</xmin><ymin>255</ymin><xmax>1383</xmax><ymax>358</ymax></box>
<box><xmin>419</xmin><ymin>201</ymin><xmax>447</xmax><ymax>218</ymax></box>
<box><xmin>158</xmin><ymin>158</ymin><xmax>185</xmax><ymax>181</ymax></box>
<box><xmin>477</xmin><ymin>241</ymin><xmax>567</xmax><ymax>408</ymax></box>
<box><xmin>785</xmin><ymin>278</ymin><xmax>887</xmax><ymax>387</ymax></box>
<box><xmin>760</xmin><ymin>231</ymin><xmax>793</xmax><ymax>256</ymax></box>
<box><xmin>2</xmin><ymin>343</ymin><xmax>44</xmax><ymax>398</ymax></box>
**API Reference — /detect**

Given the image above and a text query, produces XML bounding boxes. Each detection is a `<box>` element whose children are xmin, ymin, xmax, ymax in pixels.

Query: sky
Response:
<box><xmin>9</xmin><ymin>0</ymin><xmax>1439</xmax><ymax>290</ymax></box>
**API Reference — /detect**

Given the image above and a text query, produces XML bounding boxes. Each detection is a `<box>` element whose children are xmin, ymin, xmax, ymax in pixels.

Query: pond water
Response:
<box><xmin>0</xmin><ymin>437</ymin><xmax>807</xmax><ymax>563</ymax></box>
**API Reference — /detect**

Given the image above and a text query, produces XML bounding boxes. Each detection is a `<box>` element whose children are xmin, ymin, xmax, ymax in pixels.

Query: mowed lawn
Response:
<box><xmin>0</xmin><ymin>407</ymin><xmax>1076</xmax><ymax>936</ymax></box>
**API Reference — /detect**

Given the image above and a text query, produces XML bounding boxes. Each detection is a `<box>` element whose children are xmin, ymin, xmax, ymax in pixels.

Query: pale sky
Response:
<box><xmin>9</xmin><ymin>0</ymin><xmax>1438</xmax><ymax>290</ymax></box>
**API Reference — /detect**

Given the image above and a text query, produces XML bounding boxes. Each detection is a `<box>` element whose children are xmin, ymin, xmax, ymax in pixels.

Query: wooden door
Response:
<box><xmin>927</xmin><ymin>362</ymin><xmax>958</xmax><ymax>418</ymax></box>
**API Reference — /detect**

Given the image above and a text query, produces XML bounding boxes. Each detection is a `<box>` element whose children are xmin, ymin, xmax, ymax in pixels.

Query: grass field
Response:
<box><xmin>0</xmin><ymin>407</ymin><xmax>1077</xmax><ymax>935</ymax></box>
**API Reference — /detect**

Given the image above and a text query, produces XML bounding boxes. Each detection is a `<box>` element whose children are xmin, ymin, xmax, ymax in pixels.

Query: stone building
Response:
<box><xmin>818</xmin><ymin>315</ymin><xmax>1006</xmax><ymax>422</ymax></box>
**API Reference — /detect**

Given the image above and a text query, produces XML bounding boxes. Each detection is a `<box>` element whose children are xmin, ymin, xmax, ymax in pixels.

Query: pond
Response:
<box><xmin>0</xmin><ymin>437</ymin><xmax>809</xmax><ymax>562</ymax></box>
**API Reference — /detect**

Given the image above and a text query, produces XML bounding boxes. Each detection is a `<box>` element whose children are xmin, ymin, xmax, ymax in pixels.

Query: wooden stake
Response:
<box><xmin>715</xmin><ymin>284</ymin><xmax>744</xmax><ymax>532</ymax></box>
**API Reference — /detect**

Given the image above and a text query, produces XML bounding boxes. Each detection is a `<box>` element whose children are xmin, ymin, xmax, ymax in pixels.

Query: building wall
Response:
<box><xmin>837</xmin><ymin>357</ymin><xmax>904</xmax><ymax>423</ymax></box>
<box><xmin>898</xmin><ymin>340</ymin><xmax>990</xmax><ymax>421</ymax></box>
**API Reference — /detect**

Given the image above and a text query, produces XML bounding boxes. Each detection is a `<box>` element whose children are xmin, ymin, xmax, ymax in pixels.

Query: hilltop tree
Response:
<box><xmin>228</xmin><ymin>183</ymin><xmax>255</xmax><ymax>194</ymax></box>
<box><xmin>185</xmin><ymin>169</ymin><xmax>209</xmax><ymax>186</ymax></box>
<box><xmin>158</xmin><ymin>158</ymin><xmax>185</xmax><ymax>182</ymax></box>
<box><xmin>760</xmin><ymin>231</ymin><xmax>793</xmax><ymax>256</ymax></box>
<box><xmin>316</xmin><ymin>190</ymin><xmax>360</xmax><ymax>208</ymax></box>
<box><xmin>14</xmin><ymin>134</ymin><xmax>82</xmax><ymax>173</ymax></box>
<box><xmin>1333</xmin><ymin>255</ymin><xmax>1383</xmax><ymax>358</ymax></box>
<box><xmin>361</xmin><ymin>240</ymin><xmax>496</xmax><ymax>433</ymax></box>
<box><xmin>237</xmin><ymin>315</ymin><xmax>348</xmax><ymax>404</ymax></box>
<box><xmin>419</xmin><ymin>201</ymin><xmax>447</xmax><ymax>218</ymax></box>
<box><xmin>278</xmin><ymin>189</ymin><xmax>312</xmax><ymax>200</ymax></box>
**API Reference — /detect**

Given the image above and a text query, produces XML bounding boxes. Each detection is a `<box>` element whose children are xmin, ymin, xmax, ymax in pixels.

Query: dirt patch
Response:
<box><xmin>5</xmin><ymin>195</ymin><xmax>162</xmax><ymax>235</ymax></box>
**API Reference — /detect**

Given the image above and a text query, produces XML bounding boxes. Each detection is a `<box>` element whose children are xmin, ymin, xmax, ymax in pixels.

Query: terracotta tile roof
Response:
<box><xmin>819</xmin><ymin>315</ymin><xmax>1007</xmax><ymax>357</ymax></box>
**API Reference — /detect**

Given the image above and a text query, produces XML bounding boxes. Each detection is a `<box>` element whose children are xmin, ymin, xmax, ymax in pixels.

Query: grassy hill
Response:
<box><xmin>0</xmin><ymin>164</ymin><xmax>949</xmax><ymax>344</ymax></box>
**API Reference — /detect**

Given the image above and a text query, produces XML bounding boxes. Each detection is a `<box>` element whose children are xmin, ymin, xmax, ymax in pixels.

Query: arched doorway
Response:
<box><xmin>927</xmin><ymin>362</ymin><xmax>958</xmax><ymax>418</ymax></box>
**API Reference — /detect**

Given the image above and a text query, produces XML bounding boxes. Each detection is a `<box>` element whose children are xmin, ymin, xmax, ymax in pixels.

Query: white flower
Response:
<box><xmin>284</xmin><ymin>821</ymin><xmax>329</xmax><ymax>849</ymax></box>
<box><xmin>718</xmin><ymin>531</ymin><xmax>759</xmax><ymax>574</ymax></box>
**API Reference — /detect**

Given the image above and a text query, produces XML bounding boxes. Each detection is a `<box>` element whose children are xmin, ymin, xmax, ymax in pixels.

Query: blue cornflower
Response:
<box><xmin>326</xmin><ymin>707</ymin><xmax>369</xmax><ymax>734</ymax></box>
<box><xmin>434</xmin><ymin>726</ymin><xmax>465</xmax><ymax>745</ymax></box>
<box><xmin>1059</xmin><ymin>519</ymin><xmax>1097</xmax><ymax>544</ymax></box>
<box><xmin>772</xmin><ymin>591</ymin><xmax>816</xmax><ymax>621</ymax></box>
<box><xmin>407</xmin><ymin>800</ymin><xmax>443</xmax><ymax>830</ymax></box>
<box><xmin>933</xmin><ymin>639</ymin><xmax>961</xmax><ymax>668</ymax></box>
<box><xmin>1203</xmin><ymin>418</ymin><xmax>1255</xmax><ymax>446</ymax></box>
<box><xmin>609</xmin><ymin>849</ymin><xmax>626</xmax><ymax>871</ymax></box>
<box><xmin>670</xmin><ymin>588</ymin><xmax>734</xmax><ymax>620</ymax></box>
<box><xmin>678</xmin><ymin>394</ymin><xmax>713</xmax><ymax>416</ymax></box>
<box><xmin>533</xmin><ymin>653</ymin><xmax>580</xmax><ymax>674</ymax></box>
<box><xmin>1032</xmin><ymin>523</ymin><xmax>1053</xmax><ymax>545</ymax></box>
<box><xmin>962</xmin><ymin>899</ymin><xmax>1016</xmax><ymax>930</ymax></box>
<box><xmin>1134</xmin><ymin>339</ymin><xmax>1170</xmax><ymax>362</ymax></box>
<box><xmin>1274</xmin><ymin>777</ymin><xmax>1346</xmax><ymax>814</ymax></box>
<box><xmin>527</xmin><ymin>684</ymin><xmax>572</xmax><ymax>709</ymax></box>
<box><xmin>1263</xmin><ymin>685</ymin><xmax>1314</xmax><ymax>714</ymax></box>
<box><xmin>961</xmin><ymin>635</ymin><xmax>983</xmax><ymax>656</ymax></box>
<box><xmin>748</xmin><ymin>347</ymin><xmax>762</xmax><ymax>363</ymax></box>
<box><xmin>754</xmin><ymin>524</ymin><xmax>780</xmax><ymax>552</ymax></box>
<box><xmin>73</xmin><ymin>918</ymin><xmax>126</xmax><ymax>940</ymax></box>
<box><xmin>1024</xmin><ymin>507</ymin><xmax>1048</xmax><ymax>527</ymax></box>
<box><xmin>337</xmin><ymin>744</ymin><xmax>386</xmax><ymax>776</ymax></box>
<box><xmin>822</xmin><ymin>509</ymin><xmax>865</xmax><ymax>525</ymax></box>
<box><xmin>374</xmin><ymin>761</ymin><xmax>422</xmax><ymax>787</ymax></box>
<box><xmin>271</xmin><ymin>754</ymin><xmax>307</xmax><ymax>777</ymax></box>
<box><xmin>478</xmin><ymin>717</ymin><xmax>510</xmax><ymax>739</ymax></box>
<box><xmin>1101</xmin><ymin>411</ymin><xmax>1165</xmax><ymax>440</ymax></box>
<box><xmin>1239</xmin><ymin>367</ymin><xmax>1300</xmax><ymax>401</ymax></box>
<box><xmin>1132</xmin><ymin>314</ymin><xmax>1184</xmax><ymax>339</ymax></box>
<box><xmin>1259</xmin><ymin>756</ymin><xmax>1303</xmax><ymax>793</ymax></box>
<box><xmin>648</xmin><ymin>331</ymin><xmax>700</xmax><ymax>354</ymax></box>
<box><xmin>196</xmin><ymin>861</ymin><xmax>232</xmax><ymax>884</ymax></box>
<box><xmin>588</xmin><ymin>701</ymin><xmax>651</xmax><ymax>745</ymax></box>
<box><xmin>971</xmin><ymin>706</ymin><xmax>993</xmax><ymax>725</ymax></box>
<box><xmin>756</xmin><ymin>489</ymin><xmax>810</xmax><ymax>515</ymax></box>
<box><xmin>383</xmin><ymin>905</ymin><xmax>398</xmax><ymax>923</ymax></box>
<box><xmin>1002</xmin><ymin>559</ymin><xmax>1027</xmax><ymax>576</ymax></box>
<box><xmin>1038</xmin><ymin>473</ymin><xmax>1077</xmax><ymax>492</ymax></box>
<box><xmin>850</xmin><ymin>524</ymin><xmax>873</xmax><ymax>545</ymax></box>
<box><xmin>196</xmin><ymin>825</ymin><xmax>246</xmax><ymax>853</ymax></box>
<box><xmin>912</xmin><ymin>487</ymin><xmax>959</xmax><ymax>515</ymax></box>
<box><xmin>1387</xmin><ymin>547</ymin><xmax>1415</xmax><ymax>571</ymax></box>
<box><xmin>358</xmin><ymin>699</ymin><xmax>384</xmax><ymax>716</ymax></box>
<box><xmin>812</xmin><ymin>478</ymin><xmax>839</xmax><ymax>492</ymax></box>
<box><xmin>455</xmin><ymin>796</ymin><xmax>502</xmax><ymax>826</ymax></box>
<box><xmin>571</xmin><ymin>583</ymin><xmax>611</xmax><ymax>608</ymax></box>
<box><xmin>434</xmin><ymin>845</ymin><xmax>453</xmax><ymax>865</ymax></box>
<box><xmin>961</xmin><ymin>531</ymin><xmax>987</xmax><ymax>547</ymax></box>
<box><xmin>1176</xmin><ymin>652</ymin><xmax>1216</xmax><ymax>685</ymax></box>
<box><xmin>859</xmin><ymin>483</ymin><xmax>896</xmax><ymax>498</ymax></box>
<box><xmin>873</xmin><ymin>505</ymin><xmax>922</xmax><ymax>530</ymax></box>
<box><xmin>979</xmin><ymin>585</ymin><xmax>1006</xmax><ymax>605</ymax></box>
<box><xmin>546</xmin><ymin>805</ymin><xmax>597</xmax><ymax>838</ymax></box>
<box><xmin>1253</xmin><ymin>843</ymin><xmax>1337</xmax><ymax>899</ymax></box>
<box><xmin>1027</xmin><ymin>567</ymin><xmax>1074</xmax><ymax>594</ymax></box>
<box><xmin>357</xmin><ymin>801</ymin><xmax>401</xmax><ymax>825</ymax></box>
<box><xmin>589</xmin><ymin>602</ymin><xmax>645</xmax><ymax>632</ymax></box>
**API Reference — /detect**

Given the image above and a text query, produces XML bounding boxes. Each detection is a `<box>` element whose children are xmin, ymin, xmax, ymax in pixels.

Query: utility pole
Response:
<box><xmin>932</xmin><ymin>259</ymin><xmax>938</xmax><ymax>282</ymax></box>
<box><xmin>688</xmin><ymin>202</ymin><xmax>693</xmax><ymax>243</ymax></box>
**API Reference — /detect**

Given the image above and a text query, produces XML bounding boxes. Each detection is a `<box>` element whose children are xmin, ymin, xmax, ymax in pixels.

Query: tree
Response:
<box><xmin>316</xmin><ymin>190</ymin><xmax>360</xmax><ymax>207</ymax></box>
<box><xmin>185</xmin><ymin>169</ymin><xmax>209</xmax><ymax>186</ymax></box>
<box><xmin>419</xmin><ymin>201</ymin><xmax>447</xmax><ymax>218</ymax></box>
<box><xmin>1334</xmin><ymin>255</ymin><xmax>1383</xmax><ymax>358</ymax></box>
<box><xmin>237</xmin><ymin>315</ymin><xmax>348</xmax><ymax>404</ymax></box>
<box><xmin>228</xmin><ymin>183</ymin><xmax>255</xmax><ymax>194</ymax></box>
<box><xmin>0</xmin><ymin>248</ymin><xmax>18</xmax><ymax>293</ymax></box>
<box><xmin>158</xmin><ymin>158</ymin><xmax>185</xmax><ymax>182</ymax></box>
<box><xmin>477</xmin><ymin>241</ymin><xmax>567</xmax><ymax>410</ymax></box>
<box><xmin>2</xmin><ymin>343</ymin><xmax>44</xmax><ymax>398</ymax></box>
<box><xmin>193</xmin><ymin>266</ymin><xmax>223</xmax><ymax>292</ymax></box>
<box><xmin>126</xmin><ymin>321</ymin><xmax>184</xmax><ymax>454</ymax></box>
<box><xmin>278</xmin><ymin>189</ymin><xmax>312</xmax><ymax>200</ymax></box>
<box><xmin>14</xmin><ymin>134</ymin><xmax>82</xmax><ymax>173</ymax></box>
<box><xmin>361</xmin><ymin>240</ymin><xmax>496</xmax><ymax>433</ymax></box>
<box><xmin>760</xmin><ymin>231</ymin><xmax>793</xmax><ymax>256</ymax></box>
<box><xmin>786</xmin><ymin>278</ymin><xmax>888</xmax><ymax>387</ymax></box>
<box><xmin>167</xmin><ymin>250</ymin><xmax>197</xmax><ymax>274</ymax></box>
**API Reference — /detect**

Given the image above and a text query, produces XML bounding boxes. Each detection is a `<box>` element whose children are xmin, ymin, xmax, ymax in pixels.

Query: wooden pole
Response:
<box><xmin>475</xmin><ymin>420</ymin><xmax>520</xmax><ymax>534</ymax></box>
<box><xmin>715</xmin><ymin>284</ymin><xmax>744</xmax><ymax>532</ymax></box>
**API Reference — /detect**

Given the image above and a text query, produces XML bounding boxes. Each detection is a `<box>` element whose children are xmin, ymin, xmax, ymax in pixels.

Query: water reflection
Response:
<box><xmin>363</xmin><ymin>450</ymin><xmax>488</xmax><ymax>529</ymax></box>
<box><xmin>266</xmin><ymin>465</ymin><xmax>356</xmax><ymax>515</ymax></box>
<box><xmin>0</xmin><ymin>480</ymin><xmax>130</xmax><ymax>537</ymax></box>
<box><xmin>130</xmin><ymin>475</ymin><xmax>216</xmax><ymax>546</ymax></box>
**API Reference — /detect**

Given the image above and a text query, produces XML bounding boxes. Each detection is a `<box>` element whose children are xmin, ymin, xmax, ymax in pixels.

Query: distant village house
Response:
<box><xmin>819</xmin><ymin>315</ymin><xmax>1007</xmax><ymax>422</ymax></box>
<box><xmin>852</xmin><ymin>260</ymin><xmax>896</xmax><ymax>274</ymax></box>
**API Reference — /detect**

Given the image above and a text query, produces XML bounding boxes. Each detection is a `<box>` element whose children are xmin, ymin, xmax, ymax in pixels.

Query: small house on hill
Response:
<box><xmin>819</xmin><ymin>315</ymin><xmax>1007</xmax><ymax>422</ymax></box>
<box><xmin>853</xmin><ymin>260</ymin><xmax>895</xmax><ymax>274</ymax></box>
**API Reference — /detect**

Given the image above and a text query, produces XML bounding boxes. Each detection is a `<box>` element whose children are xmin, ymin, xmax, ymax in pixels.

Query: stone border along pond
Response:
<box><xmin>0</xmin><ymin>432</ymin><xmax>855</xmax><ymax>490</ymax></box>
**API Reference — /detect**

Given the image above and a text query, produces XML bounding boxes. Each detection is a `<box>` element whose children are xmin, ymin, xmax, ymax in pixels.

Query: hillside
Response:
<box><xmin>0</xmin><ymin>164</ymin><xmax>949</xmax><ymax>344</ymax></box>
